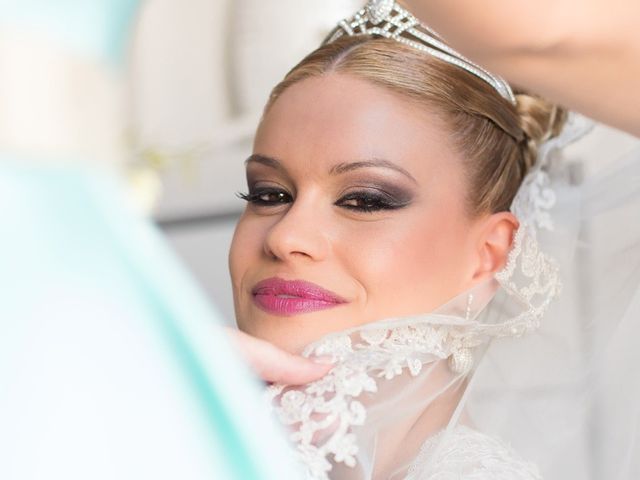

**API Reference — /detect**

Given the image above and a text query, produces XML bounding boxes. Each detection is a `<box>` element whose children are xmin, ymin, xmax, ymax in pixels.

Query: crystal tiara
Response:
<box><xmin>323</xmin><ymin>0</ymin><xmax>517</xmax><ymax>104</ymax></box>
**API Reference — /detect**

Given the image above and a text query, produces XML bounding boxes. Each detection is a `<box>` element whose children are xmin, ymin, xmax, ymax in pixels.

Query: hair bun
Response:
<box><xmin>514</xmin><ymin>93</ymin><xmax>567</xmax><ymax>171</ymax></box>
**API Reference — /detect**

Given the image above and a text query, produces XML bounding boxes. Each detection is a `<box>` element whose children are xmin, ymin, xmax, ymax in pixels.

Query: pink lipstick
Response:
<box><xmin>252</xmin><ymin>277</ymin><xmax>346</xmax><ymax>316</ymax></box>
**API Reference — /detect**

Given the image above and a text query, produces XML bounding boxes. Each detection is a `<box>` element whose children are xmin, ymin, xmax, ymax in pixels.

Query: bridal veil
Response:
<box><xmin>268</xmin><ymin>110</ymin><xmax>640</xmax><ymax>478</ymax></box>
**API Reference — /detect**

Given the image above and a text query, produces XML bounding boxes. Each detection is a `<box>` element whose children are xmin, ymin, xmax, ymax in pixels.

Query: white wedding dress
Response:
<box><xmin>267</xmin><ymin>114</ymin><xmax>640</xmax><ymax>479</ymax></box>
<box><xmin>408</xmin><ymin>426</ymin><xmax>541</xmax><ymax>479</ymax></box>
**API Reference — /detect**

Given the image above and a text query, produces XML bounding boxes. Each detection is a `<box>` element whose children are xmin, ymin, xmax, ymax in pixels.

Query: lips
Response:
<box><xmin>251</xmin><ymin>277</ymin><xmax>347</xmax><ymax>316</ymax></box>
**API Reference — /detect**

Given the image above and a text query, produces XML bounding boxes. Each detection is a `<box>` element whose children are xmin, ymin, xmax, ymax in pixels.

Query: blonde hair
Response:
<box><xmin>266</xmin><ymin>35</ymin><xmax>566</xmax><ymax>215</ymax></box>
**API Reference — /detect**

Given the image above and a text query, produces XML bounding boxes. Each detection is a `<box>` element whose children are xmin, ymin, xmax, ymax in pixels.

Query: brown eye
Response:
<box><xmin>237</xmin><ymin>188</ymin><xmax>292</xmax><ymax>206</ymax></box>
<box><xmin>336</xmin><ymin>190</ymin><xmax>408</xmax><ymax>213</ymax></box>
<box><xmin>341</xmin><ymin>197</ymin><xmax>373</xmax><ymax>209</ymax></box>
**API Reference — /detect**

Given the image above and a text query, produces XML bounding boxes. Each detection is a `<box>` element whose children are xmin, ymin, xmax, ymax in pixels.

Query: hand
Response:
<box><xmin>227</xmin><ymin>328</ymin><xmax>332</xmax><ymax>385</ymax></box>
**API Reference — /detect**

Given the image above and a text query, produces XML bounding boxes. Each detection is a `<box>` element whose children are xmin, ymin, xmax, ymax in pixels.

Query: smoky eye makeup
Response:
<box><xmin>238</xmin><ymin>157</ymin><xmax>417</xmax><ymax>213</ymax></box>
<box><xmin>335</xmin><ymin>181</ymin><xmax>415</xmax><ymax>213</ymax></box>
<box><xmin>237</xmin><ymin>172</ymin><xmax>295</xmax><ymax>207</ymax></box>
<box><xmin>238</xmin><ymin>160</ymin><xmax>294</xmax><ymax>207</ymax></box>
<box><xmin>237</xmin><ymin>185</ymin><xmax>293</xmax><ymax>207</ymax></box>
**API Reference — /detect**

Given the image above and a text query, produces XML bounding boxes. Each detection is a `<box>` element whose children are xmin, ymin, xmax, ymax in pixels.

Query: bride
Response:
<box><xmin>229</xmin><ymin>2</ymin><xmax>640</xmax><ymax>478</ymax></box>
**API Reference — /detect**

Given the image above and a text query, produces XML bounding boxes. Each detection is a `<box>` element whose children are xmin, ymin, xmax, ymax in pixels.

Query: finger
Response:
<box><xmin>227</xmin><ymin>328</ymin><xmax>331</xmax><ymax>385</ymax></box>
<box><xmin>255</xmin><ymin>345</ymin><xmax>332</xmax><ymax>385</ymax></box>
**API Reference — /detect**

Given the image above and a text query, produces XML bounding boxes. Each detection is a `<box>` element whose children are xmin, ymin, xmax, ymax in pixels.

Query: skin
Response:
<box><xmin>404</xmin><ymin>0</ymin><xmax>640</xmax><ymax>136</ymax></box>
<box><xmin>239</xmin><ymin>0</ymin><xmax>640</xmax><ymax>381</ymax></box>
<box><xmin>226</xmin><ymin>327</ymin><xmax>332</xmax><ymax>384</ymax></box>
<box><xmin>229</xmin><ymin>73</ymin><xmax>517</xmax><ymax>353</ymax></box>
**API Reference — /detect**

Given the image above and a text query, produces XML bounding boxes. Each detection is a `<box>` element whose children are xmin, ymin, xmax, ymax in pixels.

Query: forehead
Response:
<box><xmin>254</xmin><ymin>73</ymin><xmax>461</xmax><ymax>180</ymax></box>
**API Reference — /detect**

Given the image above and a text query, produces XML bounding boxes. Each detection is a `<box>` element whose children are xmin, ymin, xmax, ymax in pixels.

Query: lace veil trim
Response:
<box><xmin>267</xmin><ymin>113</ymin><xmax>593</xmax><ymax>479</ymax></box>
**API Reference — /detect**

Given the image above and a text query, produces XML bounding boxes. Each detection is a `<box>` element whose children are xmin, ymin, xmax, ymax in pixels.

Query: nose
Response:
<box><xmin>263</xmin><ymin>196</ymin><xmax>330</xmax><ymax>263</ymax></box>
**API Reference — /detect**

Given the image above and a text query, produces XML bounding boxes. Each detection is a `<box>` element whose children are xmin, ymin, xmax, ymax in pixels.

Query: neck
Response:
<box><xmin>370</xmin><ymin>363</ymin><xmax>466</xmax><ymax>478</ymax></box>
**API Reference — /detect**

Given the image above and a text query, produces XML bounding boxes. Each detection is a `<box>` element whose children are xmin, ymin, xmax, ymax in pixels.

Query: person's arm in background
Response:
<box><xmin>404</xmin><ymin>0</ymin><xmax>640</xmax><ymax>136</ymax></box>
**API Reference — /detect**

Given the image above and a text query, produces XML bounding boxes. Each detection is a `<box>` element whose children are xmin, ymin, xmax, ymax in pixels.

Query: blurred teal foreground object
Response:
<box><xmin>0</xmin><ymin>160</ymin><xmax>300</xmax><ymax>479</ymax></box>
<box><xmin>0</xmin><ymin>1</ymin><xmax>299</xmax><ymax>477</ymax></box>
<box><xmin>0</xmin><ymin>0</ymin><xmax>140</xmax><ymax>64</ymax></box>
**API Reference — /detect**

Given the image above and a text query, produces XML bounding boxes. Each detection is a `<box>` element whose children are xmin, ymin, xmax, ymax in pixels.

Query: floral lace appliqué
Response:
<box><xmin>267</xmin><ymin>321</ymin><xmax>484</xmax><ymax>480</ymax></box>
<box><xmin>265</xmin><ymin>115</ymin><xmax>595</xmax><ymax>479</ymax></box>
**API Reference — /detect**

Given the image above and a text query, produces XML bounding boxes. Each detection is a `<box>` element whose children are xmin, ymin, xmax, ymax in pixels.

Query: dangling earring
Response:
<box><xmin>449</xmin><ymin>294</ymin><xmax>475</xmax><ymax>375</ymax></box>
<box><xmin>465</xmin><ymin>293</ymin><xmax>474</xmax><ymax>321</ymax></box>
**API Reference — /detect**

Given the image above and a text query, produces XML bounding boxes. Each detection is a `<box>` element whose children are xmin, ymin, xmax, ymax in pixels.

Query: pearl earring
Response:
<box><xmin>465</xmin><ymin>294</ymin><xmax>474</xmax><ymax>321</ymax></box>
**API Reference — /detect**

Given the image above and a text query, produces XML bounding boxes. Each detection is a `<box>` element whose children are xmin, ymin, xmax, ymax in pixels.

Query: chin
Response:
<box><xmin>238</xmin><ymin>306</ymin><xmax>356</xmax><ymax>354</ymax></box>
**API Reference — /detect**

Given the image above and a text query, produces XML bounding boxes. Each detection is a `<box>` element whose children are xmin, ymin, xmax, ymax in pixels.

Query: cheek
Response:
<box><xmin>341</xmin><ymin>208</ymin><xmax>473</xmax><ymax>317</ymax></box>
<box><xmin>229</xmin><ymin>218</ymin><xmax>250</xmax><ymax>285</ymax></box>
<box><xmin>228</xmin><ymin>216</ymin><xmax>264</xmax><ymax>320</ymax></box>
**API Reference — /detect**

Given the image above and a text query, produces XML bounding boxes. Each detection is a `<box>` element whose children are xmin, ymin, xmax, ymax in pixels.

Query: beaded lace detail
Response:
<box><xmin>266</xmin><ymin>305</ymin><xmax>547</xmax><ymax>479</ymax></box>
<box><xmin>266</xmin><ymin>171</ymin><xmax>563</xmax><ymax>479</ymax></box>
<box><xmin>267</xmin><ymin>319</ymin><xmax>485</xmax><ymax>479</ymax></box>
<box><xmin>265</xmin><ymin>157</ymin><xmax>568</xmax><ymax>479</ymax></box>
<box><xmin>491</xmin><ymin>112</ymin><xmax>594</xmax><ymax>336</ymax></box>
<box><xmin>493</xmin><ymin>170</ymin><xmax>562</xmax><ymax>337</ymax></box>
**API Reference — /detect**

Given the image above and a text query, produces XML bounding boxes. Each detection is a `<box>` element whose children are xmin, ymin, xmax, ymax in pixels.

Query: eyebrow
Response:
<box><xmin>245</xmin><ymin>154</ymin><xmax>418</xmax><ymax>184</ymax></box>
<box><xmin>245</xmin><ymin>154</ymin><xmax>284</xmax><ymax>171</ymax></box>
<box><xmin>330</xmin><ymin>159</ymin><xmax>418</xmax><ymax>184</ymax></box>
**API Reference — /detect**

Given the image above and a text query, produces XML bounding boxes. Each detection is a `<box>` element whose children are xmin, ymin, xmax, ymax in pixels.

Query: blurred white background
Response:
<box><xmin>129</xmin><ymin>0</ymin><xmax>639</xmax><ymax>324</ymax></box>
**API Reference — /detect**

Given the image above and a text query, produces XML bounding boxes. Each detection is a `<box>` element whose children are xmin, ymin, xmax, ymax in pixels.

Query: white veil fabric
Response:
<box><xmin>469</xmin><ymin>134</ymin><xmax>640</xmax><ymax>479</ymax></box>
<box><xmin>266</xmin><ymin>112</ymin><xmax>640</xmax><ymax>479</ymax></box>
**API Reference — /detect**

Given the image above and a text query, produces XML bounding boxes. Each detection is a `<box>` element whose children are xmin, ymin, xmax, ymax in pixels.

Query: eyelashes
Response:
<box><xmin>237</xmin><ymin>189</ymin><xmax>291</xmax><ymax>206</ymax></box>
<box><xmin>237</xmin><ymin>186</ymin><xmax>411</xmax><ymax>213</ymax></box>
<box><xmin>336</xmin><ymin>190</ymin><xmax>409</xmax><ymax>212</ymax></box>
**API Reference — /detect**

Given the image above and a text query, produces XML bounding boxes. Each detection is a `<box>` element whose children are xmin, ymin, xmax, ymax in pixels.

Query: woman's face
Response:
<box><xmin>230</xmin><ymin>73</ymin><xmax>489</xmax><ymax>353</ymax></box>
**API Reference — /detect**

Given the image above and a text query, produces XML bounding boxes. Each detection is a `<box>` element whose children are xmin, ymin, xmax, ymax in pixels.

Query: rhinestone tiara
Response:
<box><xmin>323</xmin><ymin>0</ymin><xmax>516</xmax><ymax>104</ymax></box>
